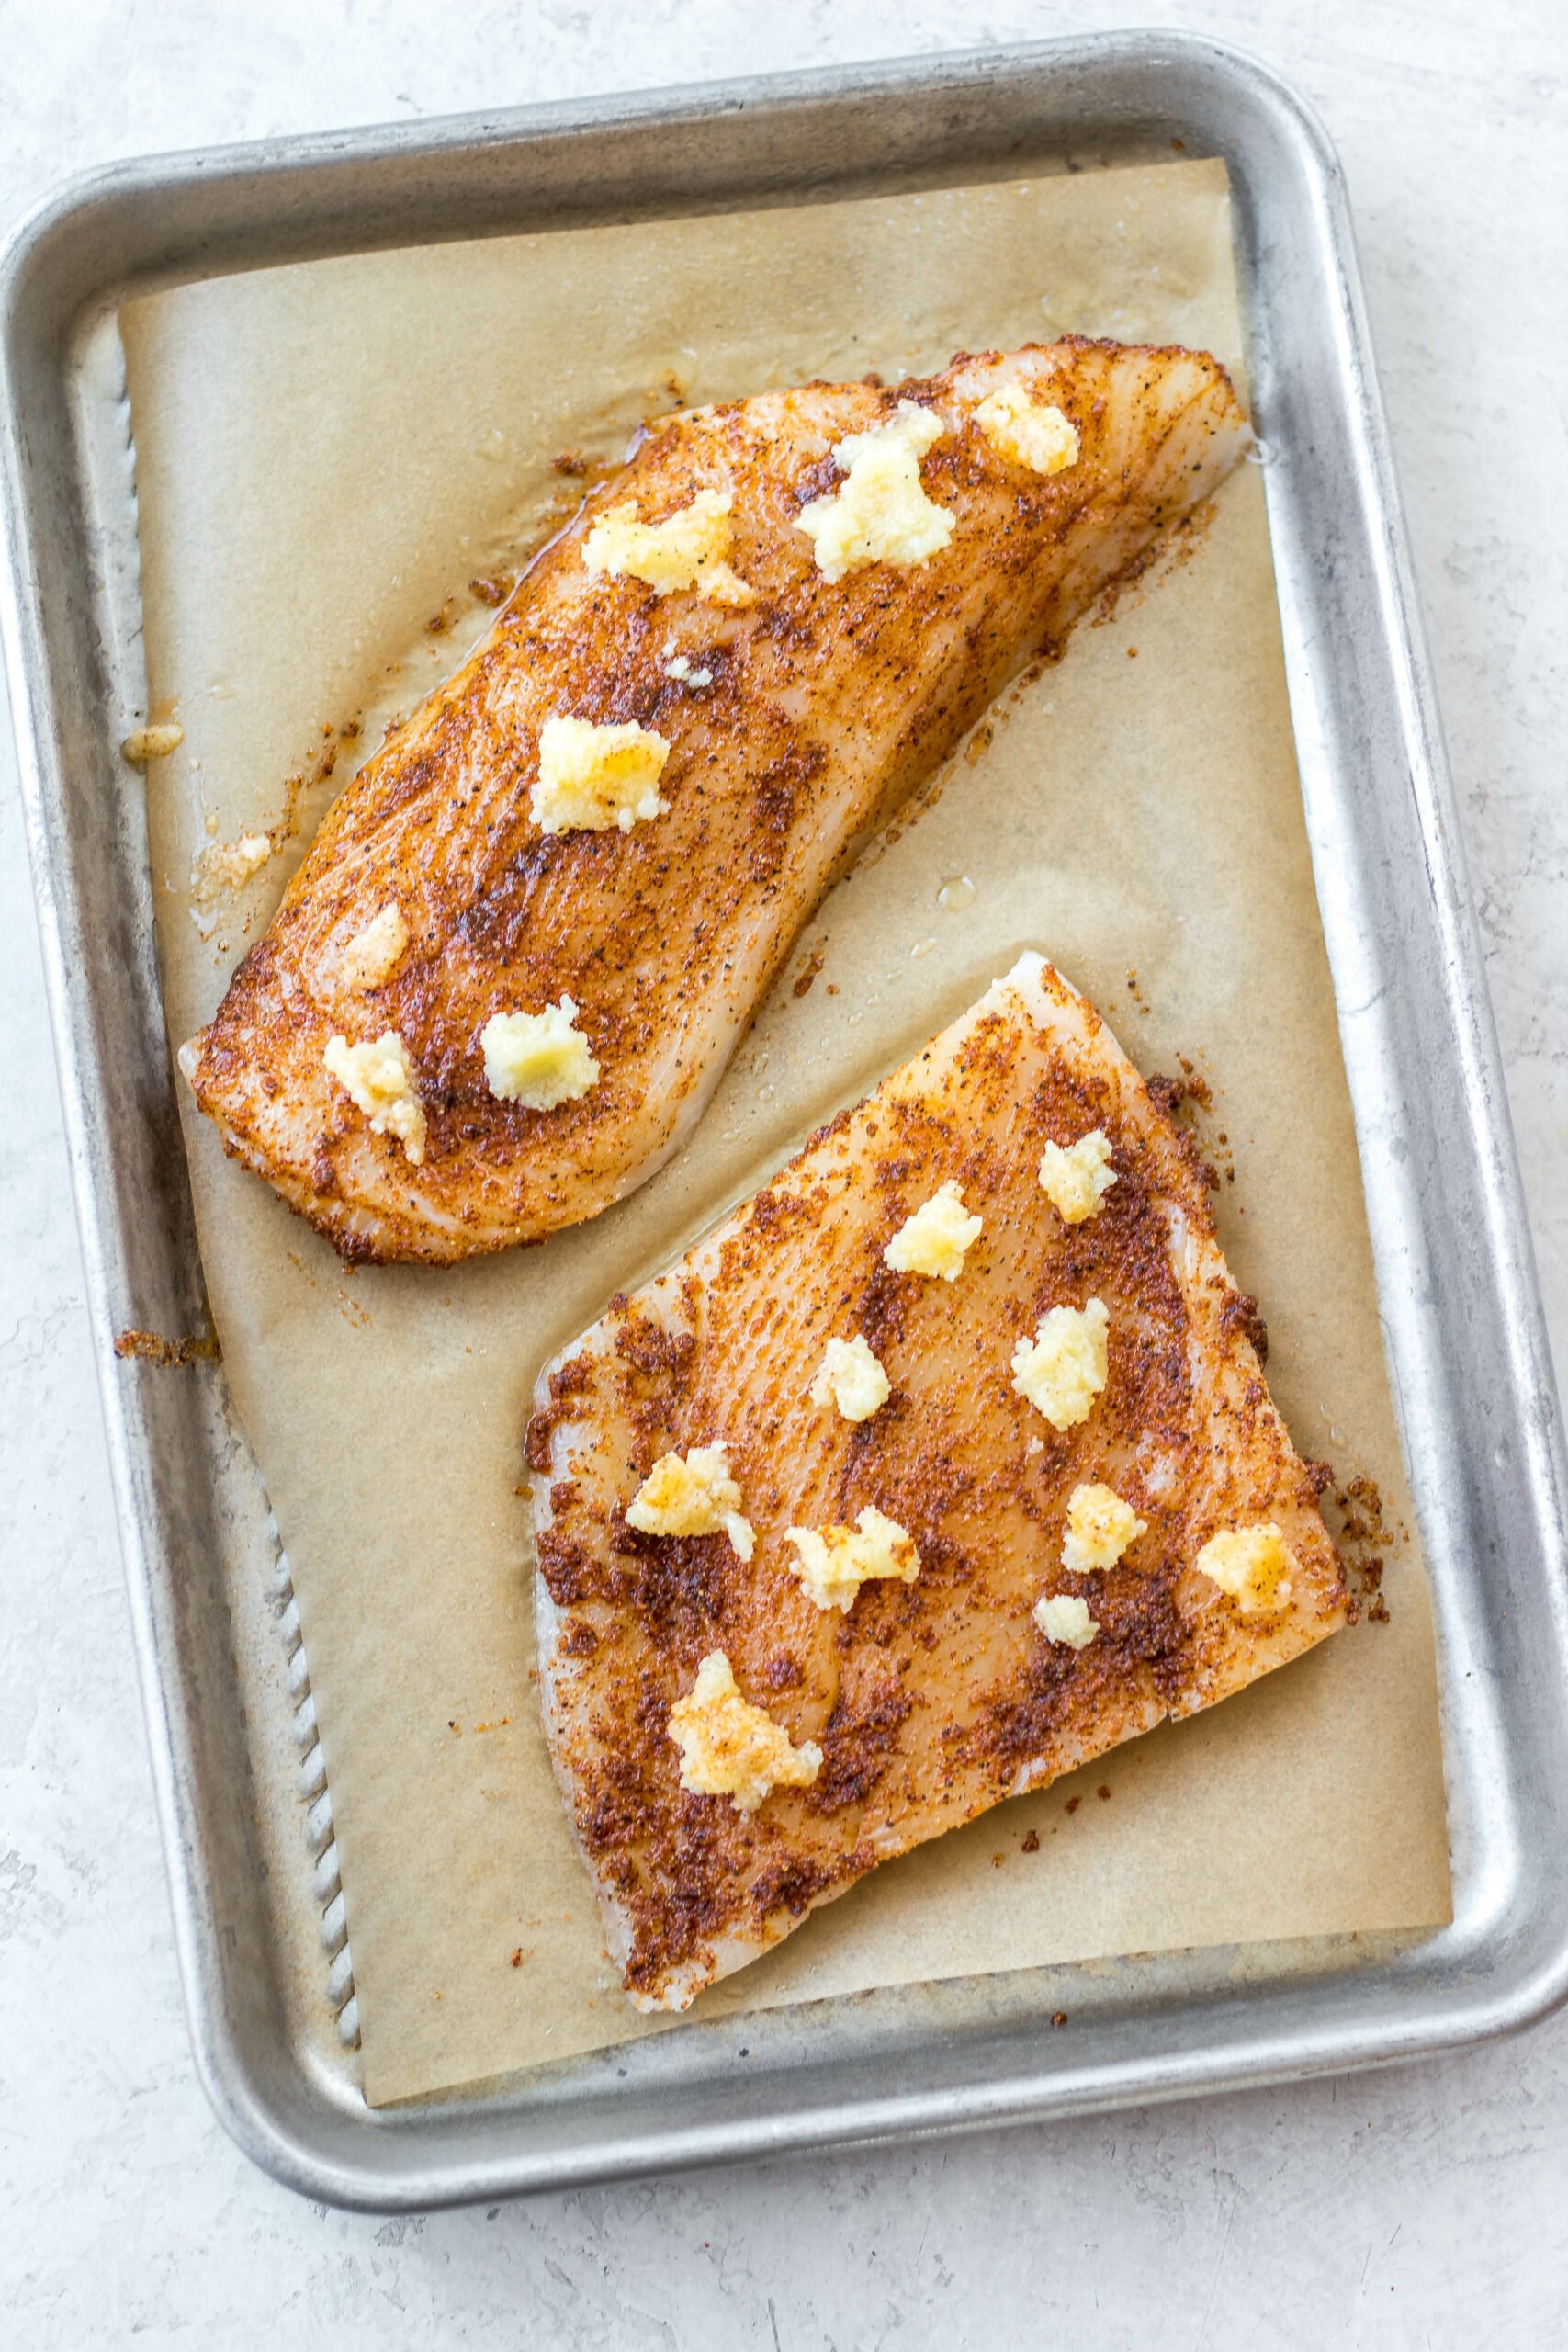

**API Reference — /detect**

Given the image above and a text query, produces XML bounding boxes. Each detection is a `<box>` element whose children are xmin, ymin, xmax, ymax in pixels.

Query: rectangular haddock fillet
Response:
<box><xmin>181</xmin><ymin>340</ymin><xmax>1248</xmax><ymax>1262</ymax></box>
<box><xmin>529</xmin><ymin>955</ymin><xmax>1352</xmax><ymax>2012</ymax></box>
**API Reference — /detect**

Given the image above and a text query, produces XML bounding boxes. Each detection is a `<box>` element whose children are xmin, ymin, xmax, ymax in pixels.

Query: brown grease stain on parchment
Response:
<box><xmin>122</xmin><ymin>159</ymin><xmax>1450</xmax><ymax>2107</ymax></box>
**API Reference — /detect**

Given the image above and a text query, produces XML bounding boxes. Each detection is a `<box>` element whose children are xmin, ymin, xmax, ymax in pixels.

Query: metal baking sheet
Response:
<box><xmin>3</xmin><ymin>32</ymin><xmax>1566</xmax><ymax>2211</ymax></box>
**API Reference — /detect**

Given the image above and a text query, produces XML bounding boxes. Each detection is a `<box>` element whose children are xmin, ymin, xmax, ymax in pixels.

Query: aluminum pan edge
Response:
<box><xmin>3</xmin><ymin>32</ymin><xmax>1565</xmax><ymax>2211</ymax></box>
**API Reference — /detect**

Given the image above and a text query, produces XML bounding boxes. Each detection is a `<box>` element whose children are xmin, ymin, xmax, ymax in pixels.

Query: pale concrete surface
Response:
<box><xmin>0</xmin><ymin>1</ymin><xmax>1562</xmax><ymax>2344</ymax></box>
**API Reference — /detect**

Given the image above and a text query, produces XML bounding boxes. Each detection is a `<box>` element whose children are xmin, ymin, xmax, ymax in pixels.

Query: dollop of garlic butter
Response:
<box><xmin>1033</xmin><ymin>1592</ymin><xmax>1100</xmax><ymax>1649</ymax></box>
<box><xmin>975</xmin><ymin>382</ymin><xmax>1081</xmax><ymax>475</ymax></box>
<box><xmin>627</xmin><ymin>1445</ymin><xmax>755</xmax><ymax>1561</ymax></box>
<box><xmin>1038</xmin><ymin>1128</ymin><xmax>1117</xmax><ymax>1223</ymax></box>
<box><xmin>583</xmin><ymin>488</ymin><xmax>755</xmax><ymax>605</ymax></box>
<box><xmin>200</xmin><ymin>832</ymin><xmax>273</xmax><ymax>892</ymax></box>
<box><xmin>808</xmin><ymin>1334</ymin><xmax>891</xmax><ymax>1423</ymax></box>
<box><xmin>1061</xmin><ymin>1482</ymin><xmax>1146</xmax><ymax>1574</ymax></box>
<box><xmin>883</xmin><ymin>1180</ymin><xmax>982</xmax><ymax>1281</ymax></box>
<box><xmin>668</xmin><ymin>1652</ymin><xmax>822</xmax><ymax>1813</ymax></box>
<box><xmin>796</xmin><ymin>401</ymin><xmax>954</xmax><ymax>583</ymax></box>
<box><xmin>1011</xmin><ymin>1299</ymin><xmax>1110</xmax><ymax>1430</ymax></box>
<box><xmin>481</xmin><ymin>997</ymin><xmax>599</xmax><ymax>1111</ymax></box>
<box><xmin>322</xmin><ymin>1030</ymin><xmax>427</xmax><ymax>1165</ymax></box>
<box><xmin>532</xmin><ymin>715</ymin><xmax>671</xmax><ymax>834</ymax></box>
<box><xmin>1194</xmin><ymin>1523</ymin><xmax>1295</xmax><ymax>1617</ymax></box>
<box><xmin>121</xmin><ymin>721</ymin><xmax>185</xmax><ymax>764</ymax></box>
<box><xmin>784</xmin><ymin>1506</ymin><xmax>920</xmax><ymax>1614</ymax></box>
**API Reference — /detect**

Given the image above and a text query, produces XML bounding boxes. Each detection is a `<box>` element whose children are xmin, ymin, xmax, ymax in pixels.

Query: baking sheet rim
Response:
<box><xmin>4</xmin><ymin>31</ymin><xmax>1564</xmax><ymax>2208</ymax></box>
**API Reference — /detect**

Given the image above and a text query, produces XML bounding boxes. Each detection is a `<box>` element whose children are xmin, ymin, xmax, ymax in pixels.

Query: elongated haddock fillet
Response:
<box><xmin>181</xmin><ymin>341</ymin><xmax>1248</xmax><ymax>1261</ymax></box>
<box><xmin>528</xmin><ymin>954</ymin><xmax>1351</xmax><ymax>2011</ymax></box>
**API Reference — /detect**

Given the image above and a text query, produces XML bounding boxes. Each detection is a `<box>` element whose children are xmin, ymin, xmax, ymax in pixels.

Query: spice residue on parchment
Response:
<box><xmin>1326</xmin><ymin>1474</ymin><xmax>1404</xmax><ymax>1623</ymax></box>
<box><xmin>113</xmin><ymin>1327</ymin><xmax>220</xmax><ymax>1368</ymax></box>
<box><xmin>1145</xmin><ymin>1053</ymin><xmax>1237</xmax><ymax>1189</ymax></box>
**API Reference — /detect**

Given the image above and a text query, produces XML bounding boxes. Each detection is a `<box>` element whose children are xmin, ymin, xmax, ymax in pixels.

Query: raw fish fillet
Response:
<box><xmin>528</xmin><ymin>954</ymin><xmax>1350</xmax><ymax>2010</ymax></box>
<box><xmin>180</xmin><ymin>341</ymin><xmax>1248</xmax><ymax>1261</ymax></box>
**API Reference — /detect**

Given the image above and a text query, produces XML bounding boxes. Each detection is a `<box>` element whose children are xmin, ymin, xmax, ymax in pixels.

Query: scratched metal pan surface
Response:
<box><xmin>3</xmin><ymin>33</ymin><xmax>1566</xmax><ymax>2211</ymax></box>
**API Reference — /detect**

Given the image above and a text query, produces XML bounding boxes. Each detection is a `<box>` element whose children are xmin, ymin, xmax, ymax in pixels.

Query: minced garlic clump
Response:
<box><xmin>796</xmin><ymin>401</ymin><xmax>954</xmax><ymax>583</ymax></box>
<box><xmin>532</xmin><ymin>715</ymin><xmax>671</xmax><ymax>834</ymax></box>
<box><xmin>883</xmin><ymin>1180</ymin><xmax>982</xmax><ymax>1281</ymax></box>
<box><xmin>808</xmin><ymin>1334</ymin><xmax>891</xmax><ymax>1423</ymax></box>
<box><xmin>322</xmin><ymin>1029</ymin><xmax>427</xmax><ymax>1165</ymax></box>
<box><xmin>975</xmin><ymin>382</ymin><xmax>1081</xmax><ymax>475</ymax></box>
<box><xmin>480</xmin><ymin>997</ymin><xmax>599</xmax><ymax>1111</ymax></box>
<box><xmin>1038</xmin><ymin>1128</ymin><xmax>1117</xmax><ymax>1224</ymax></box>
<box><xmin>663</xmin><ymin>653</ymin><xmax>713</xmax><ymax>686</ymax></box>
<box><xmin>1011</xmin><ymin>1298</ymin><xmax>1110</xmax><ymax>1430</ymax></box>
<box><xmin>582</xmin><ymin>487</ymin><xmax>755</xmax><ymax>606</ymax></box>
<box><xmin>668</xmin><ymin>1652</ymin><xmax>822</xmax><ymax>1814</ymax></box>
<box><xmin>1033</xmin><ymin>1592</ymin><xmax>1100</xmax><ymax>1649</ymax></box>
<box><xmin>784</xmin><ymin>1506</ymin><xmax>920</xmax><ymax>1615</ymax></box>
<box><xmin>121</xmin><ymin>721</ymin><xmax>185</xmax><ymax>763</ymax></box>
<box><xmin>1194</xmin><ymin>1523</ymin><xmax>1296</xmax><ymax>1617</ymax></box>
<box><xmin>201</xmin><ymin>832</ymin><xmax>273</xmax><ymax>892</ymax></box>
<box><xmin>338</xmin><ymin>902</ymin><xmax>410</xmax><ymax>991</ymax></box>
<box><xmin>1061</xmin><ymin>1481</ymin><xmax>1146</xmax><ymax>1575</ymax></box>
<box><xmin>626</xmin><ymin>1444</ymin><xmax>755</xmax><ymax>1561</ymax></box>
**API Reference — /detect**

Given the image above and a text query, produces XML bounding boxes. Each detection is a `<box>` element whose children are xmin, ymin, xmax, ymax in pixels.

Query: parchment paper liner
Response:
<box><xmin>123</xmin><ymin>157</ymin><xmax>1450</xmax><ymax>2106</ymax></box>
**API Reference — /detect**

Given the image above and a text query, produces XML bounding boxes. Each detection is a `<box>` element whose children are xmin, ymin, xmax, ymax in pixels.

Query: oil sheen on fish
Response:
<box><xmin>180</xmin><ymin>341</ymin><xmax>1250</xmax><ymax>1262</ymax></box>
<box><xmin>527</xmin><ymin>955</ymin><xmax>1351</xmax><ymax>2011</ymax></box>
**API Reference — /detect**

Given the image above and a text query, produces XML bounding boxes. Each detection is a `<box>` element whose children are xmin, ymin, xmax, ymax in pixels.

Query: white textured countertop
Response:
<box><xmin>2</xmin><ymin>3</ymin><xmax>1563</xmax><ymax>2343</ymax></box>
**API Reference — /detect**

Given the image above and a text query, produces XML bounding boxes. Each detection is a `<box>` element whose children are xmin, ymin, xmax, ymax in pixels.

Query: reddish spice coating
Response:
<box><xmin>530</xmin><ymin>956</ymin><xmax>1351</xmax><ymax>2012</ymax></box>
<box><xmin>180</xmin><ymin>338</ymin><xmax>1249</xmax><ymax>1263</ymax></box>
